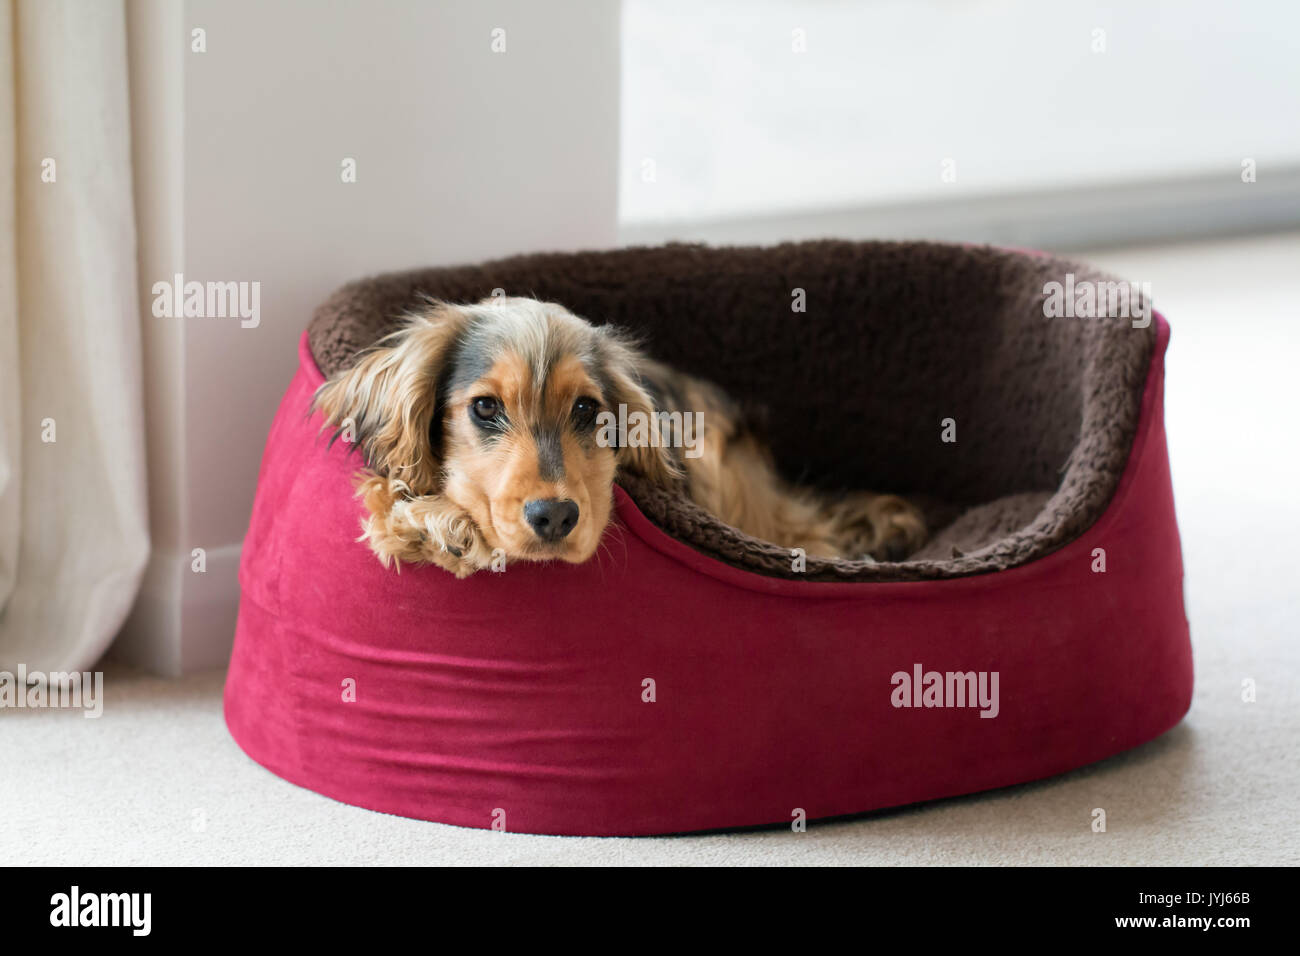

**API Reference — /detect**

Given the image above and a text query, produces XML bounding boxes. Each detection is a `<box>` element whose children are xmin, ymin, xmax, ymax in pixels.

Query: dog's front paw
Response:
<box><xmin>866</xmin><ymin>495</ymin><xmax>927</xmax><ymax>562</ymax></box>
<box><xmin>415</xmin><ymin>501</ymin><xmax>495</xmax><ymax>578</ymax></box>
<box><xmin>356</xmin><ymin>477</ymin><xmax>493</xmax><ymax>577</ymax></box>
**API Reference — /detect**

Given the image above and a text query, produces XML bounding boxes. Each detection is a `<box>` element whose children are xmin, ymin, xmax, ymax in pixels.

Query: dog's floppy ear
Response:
<box><xmin>312</xmin><ymin>302</ymin><xmax>467</xmax><ymax>494</ymax></box>
<box><xmin>596</xmin><ymin>330</ymin><xmax>683</xmax><ymax>487</ymax></box>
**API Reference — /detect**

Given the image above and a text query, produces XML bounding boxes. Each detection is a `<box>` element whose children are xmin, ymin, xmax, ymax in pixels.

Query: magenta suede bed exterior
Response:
<box><xmin>223</xmin><ymin>320</ymin><xmax>1192</xmax><ymax>836</ymax></box>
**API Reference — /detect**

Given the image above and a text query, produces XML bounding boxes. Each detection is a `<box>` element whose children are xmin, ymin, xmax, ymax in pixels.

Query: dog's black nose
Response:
<box><xmin>523</xmin><ymin>498</ymin><xmax>579</xmax><ymax>541</ymax></box>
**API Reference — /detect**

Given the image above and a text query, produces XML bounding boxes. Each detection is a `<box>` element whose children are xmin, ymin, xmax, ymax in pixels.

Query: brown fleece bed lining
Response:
<box><xmin>308</xmin><ymin>240</ymin><xmax>1155</xmax><ymax>583</ymax></box>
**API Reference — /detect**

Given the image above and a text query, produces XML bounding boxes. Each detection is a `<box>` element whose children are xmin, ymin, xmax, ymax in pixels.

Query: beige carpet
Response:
<box><xmin>3</xmin><ymin>233</ymin><xmax>1298</xmax><ymax>865</ymax></box>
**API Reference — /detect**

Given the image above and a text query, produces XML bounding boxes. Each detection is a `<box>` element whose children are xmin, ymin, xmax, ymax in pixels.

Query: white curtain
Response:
<box><xmin>0</xmin><ymin>0</ymin><xmax>148</xmax><ymax>672</ymax></box>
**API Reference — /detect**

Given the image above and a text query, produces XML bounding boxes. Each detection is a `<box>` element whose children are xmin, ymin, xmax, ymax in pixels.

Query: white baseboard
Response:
<box><xmin>112</xmin><ymin>542</ymin><xmax>242</xmax><ymax>676</ymax></box>
<box><xmin>618</xmin><ymin>168</ymin><xmax>1300</xmax><ymax>252</ymax></box>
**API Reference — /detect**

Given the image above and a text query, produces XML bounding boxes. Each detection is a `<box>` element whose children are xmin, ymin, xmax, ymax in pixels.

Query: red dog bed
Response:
<box><xmin>224</xmin><ymin>242</ymin><xmax>1191</xmax><ymax>836</ymax></box>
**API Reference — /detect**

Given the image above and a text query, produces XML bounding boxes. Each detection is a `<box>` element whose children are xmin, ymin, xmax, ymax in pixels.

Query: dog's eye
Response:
<box><xmin>572</xmin><ymin>396</ymin><xmax>599</xmax><ymax>424</ymax></box>
<box><xmin>471</xmin><ymin>396</ymin><xmax>500</xmax><ymax>421</ymax></box>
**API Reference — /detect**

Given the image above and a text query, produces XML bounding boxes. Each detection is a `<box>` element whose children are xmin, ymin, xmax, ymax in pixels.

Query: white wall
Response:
<box><xmin>621</xmin><ymin>0</ymin><xmax>1300</xmax><ymax>228</ymax></box>
<box><xmin>117</xmin><ymin>0</ymin><xmax>621</xmax><ymax>673</ymax></box>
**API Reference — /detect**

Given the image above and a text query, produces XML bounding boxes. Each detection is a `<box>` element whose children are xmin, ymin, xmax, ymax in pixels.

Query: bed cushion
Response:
<box><xmin>307</xmin><ymin>241</ymin><xmax>1154</xmax><ymax>580</ymax></box>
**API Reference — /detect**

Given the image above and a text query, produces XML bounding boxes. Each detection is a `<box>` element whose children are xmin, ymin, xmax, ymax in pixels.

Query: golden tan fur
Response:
<box><xmin>312</xmin><ymin>297</ymin><xmax>924</xmax><ymax>576</ymax></box>
<box><xmin>680</xmin><ymin>389</ymin><xmax>923</xmax><ymax>560</ymax></box>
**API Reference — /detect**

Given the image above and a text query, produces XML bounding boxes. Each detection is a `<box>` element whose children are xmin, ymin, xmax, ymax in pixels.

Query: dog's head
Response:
<box><xmin>312</xmin><ymin>297</ymin><xmax>679</xmax><ymax>565</ymax></box>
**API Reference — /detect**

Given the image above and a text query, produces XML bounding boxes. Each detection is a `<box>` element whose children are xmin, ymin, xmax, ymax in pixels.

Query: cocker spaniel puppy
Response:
<box><xmin>313</xmin><ymin>297</ymin><xmax>925</xmax><ymax>577</ymax></box>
